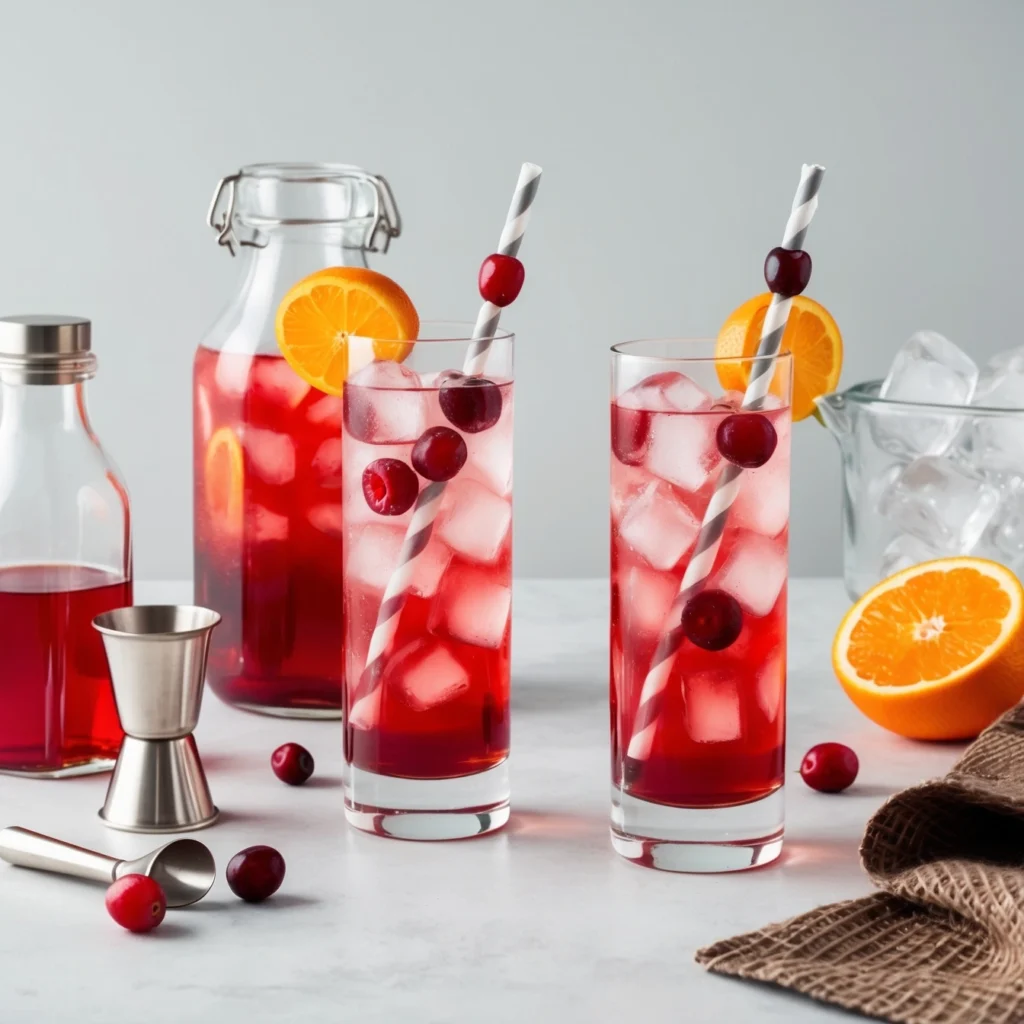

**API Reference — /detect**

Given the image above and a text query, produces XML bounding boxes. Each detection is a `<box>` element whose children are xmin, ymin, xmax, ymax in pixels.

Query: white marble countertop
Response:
<box><xmin>0</xmin><ymin>579</ymin><xmax>963</xmax><ymax>1023</ymax></box>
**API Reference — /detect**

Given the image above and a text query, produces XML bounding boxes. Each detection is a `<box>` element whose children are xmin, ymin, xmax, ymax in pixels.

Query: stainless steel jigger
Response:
<box><xmin>0</xmin><ymin>826</ymin><xmax>215</xmax><ymax>906</ymax></box>
<box><xmin>93</xmin><ymin>606</ymin><xmax>222</xmax><ymax>833</ymax></box>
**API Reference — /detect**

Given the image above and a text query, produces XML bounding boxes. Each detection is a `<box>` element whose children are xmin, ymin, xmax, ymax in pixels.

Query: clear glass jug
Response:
<box><xmin>818</xmin><ymin>380</ymin><xmax>1024</xmax><ymax>598</ymax></box>
<box><xmin>194</xmin><ymin>163</ymin><xmax>401</xmax><ymax>718</ymax></box>
<box><xmin>0</xmin><ymin>315</ymin><xmax>132</xmax><ymax>776</ymax></box>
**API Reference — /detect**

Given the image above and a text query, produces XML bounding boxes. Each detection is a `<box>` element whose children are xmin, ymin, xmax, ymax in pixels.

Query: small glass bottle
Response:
<box><xmin>0</xmin><ymin>315</ymin><xmax>133</xmax><ymax>777</ymax></box>
<box><xmin>195</xmin><ymin>164</ymin><xmax>401</xmax><ymax>718</ymax></box>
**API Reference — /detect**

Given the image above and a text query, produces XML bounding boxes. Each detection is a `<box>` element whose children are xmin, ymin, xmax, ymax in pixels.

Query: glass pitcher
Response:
<box><xmin>0</xmin><ymin>315</ymin><xmax>132</xmax><ymax>776</ymax></box>
<box><xmin>818</xmin><ymin>380</ymin><xmax>1024</xmax><ymax>598</ymax></box>
<box><xmin>195</xmin><ymin>163</ymin><xmax>401</xmax><ymax>718</ymax></box>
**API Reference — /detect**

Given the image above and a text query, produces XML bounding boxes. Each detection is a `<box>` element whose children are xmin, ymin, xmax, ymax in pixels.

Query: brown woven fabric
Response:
<box><xmin>696</xmin><ymin>703</ymin><xmax>1024</xmax><ymax>1023</ymax></box>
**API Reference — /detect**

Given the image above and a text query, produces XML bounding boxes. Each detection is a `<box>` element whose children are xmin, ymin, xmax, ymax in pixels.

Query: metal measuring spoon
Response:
<box><xmin>0</xmin><ymin>826</ymin><xmax>215</xmax><ymax>907</ymax></box>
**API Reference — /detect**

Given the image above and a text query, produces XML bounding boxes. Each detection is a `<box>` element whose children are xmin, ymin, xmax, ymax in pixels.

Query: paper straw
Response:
<box><xmin>624</xmin><ymin>164</ymin><xmax>825</xmax><ymax>770</ymax></box>
<box><xmin>349</xmin><ymin>163</ymin><xmax>542</xmax><ymax>724</ymax></box>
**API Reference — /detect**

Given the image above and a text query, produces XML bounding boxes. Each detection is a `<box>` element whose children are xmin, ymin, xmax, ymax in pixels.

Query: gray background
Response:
<box><xmin>0</xmin><ymin>0</ymin><xmax>1020</xmax><ymax>580</ymax></box>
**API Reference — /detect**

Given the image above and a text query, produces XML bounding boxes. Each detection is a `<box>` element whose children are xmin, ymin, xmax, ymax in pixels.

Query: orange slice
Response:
<box><xmin>274</xmin><ymin>267</ymin><xmax>419</xmax><ymax>396</ymax></box>
<box><xmin>716</xmin><ymin>293</ymin><xmax>843</xmax><ymax>421</ymax></box>
<box><xmin>204</xmin><ymin>426</ymin><xmax>244</xmax><ymax>532</ymax></box>
<box><xmin>832</xmin><ymin>558</ymin><xmax>1024</xmax><ymax>740</ymax></box>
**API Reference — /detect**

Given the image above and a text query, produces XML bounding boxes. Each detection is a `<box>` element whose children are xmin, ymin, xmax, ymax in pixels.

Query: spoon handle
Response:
<box><xmin>0</xmin><ymin>827</ymin><xmax>118</xmax><ymax>884</ymax></box>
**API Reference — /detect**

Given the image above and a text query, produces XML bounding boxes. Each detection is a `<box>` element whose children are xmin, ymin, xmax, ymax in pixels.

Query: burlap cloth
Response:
<box><xmin>696</xmin><ymin>703</ymin><xmax>1024</xmax><ymax>1023</ymax></box>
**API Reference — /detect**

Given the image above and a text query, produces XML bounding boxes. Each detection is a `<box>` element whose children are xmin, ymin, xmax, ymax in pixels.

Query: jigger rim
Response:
<box><xmin>93</xmin><ymin>604</ymin><xmax>221</xmax><ymax>640</ymax></box>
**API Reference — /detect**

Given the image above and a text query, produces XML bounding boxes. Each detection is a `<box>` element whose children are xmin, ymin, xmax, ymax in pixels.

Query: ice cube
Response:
<box><xmin>732</xmin><ymin>451</ymin><xmax>790</xmax><ymax>538</ymax></box>
<box><xmin>308</xmin><ymin>503</ymin><xmax>343</xmax><ymax>536</ymax></box>
<box><xmin>683</xmin><ymin>671</ymin><xmax>742</xmax><ymax>742</ymax></box>
<box><xmin>879</xmin><ymin>534</ymin><xmax>942</xmax><ymax>579</ymax></box>
<box><xmin>460</xmin><ymin>396</ymin><xmax>514</xmax><ymax>497</ymax></box>
<box><xmin>712</xmin><ymin>532</ymin><xmax>787</xmax><ymax>617</ymax></box>
<box><xmin>617</xmin><ymin>371</ymin><xmax>713</xmax><ymax>413</ymax></box>
<box><xmin>618</xmin><ymin>565</ymin><xmax>678</xmax><ymax>636</ymax></box>
<box><xmin>308</xmin><ymin>395</ymin><xmax>344</xmax><ymax>425</ymax></box>
<box><xmin>346</xmin><ymin>524</ymin><xmax>404</xmax><ymax>592</ymax></box>
<box><xmin>965</xmin><ymin>366</ymin><xmax>1024</xmax><ymax>474</ymax></box>
<box><xmin>873</xmin><ymin>331</ymin><xmax>978</xmax><ymax>457</ymax></box>
<box><xmin>983</xmin><ymin>487</ymin><xmax>1024</xmax><ymax>568</ymax></box>
<box><xmin>408</xmin><ymin>540</ymin><xmax>452</xmax><ymax>599</ymax></box>
<box><xmin>344</xmin><ymin>360</ymin><xmax>426</xmax><ymax>444</ymax></box>
<box><xmin>245</xmin><ymin>428</ymin><xmax>296</xmax><ymax>485</ymax></box>
<box><xmin>312</xmin><ymin>438</ymin><xmax>342</xmax><ymax>484</ymax></box>
<box><xmin>213</xmin><ymin>351</ymin><xmax>251</xmax><ymax>397</ymax></box>
<box><xmin>389</xmin><ymin>641</ymin><xmax>471</xmax><ymax>711</ymax></box>
<box><xmin>253</xmin><ymin>358</ymin><xmax>311</xmax><ymax>408</ymax></box>
<box><xmin>878</xmin><ymin>456</ymin><xmax>1000</xmax><ymax>553</ymax></box>
<box><xmin>756</xmin><ymin>654</ymin><xmax>784</xmax><ymax>724</ymax></box>
<box><xmin>619</xmin><ymin>482</ymin><xmax>700</xmax><ymax>571</ymax></box>
<box><xmin>611</xmin><ymin>462</ymin><xmax>650</xmax><ymax>525</ymax></box>
<box><xmin>437</xmin><ymin>478</ymin><xmax>511</xmax><ymax>564</ymax></box>
<box><xmin>429</xmin><ymin>563</ymin><xmax>511</xmax><ymax>650</ymax></box>
<box><xmin>195</xmin><ymin>385</ymin><xmax>212</xmax><ymax>442</ymax></box>
<box><xmin>250</xmin><ymin>506</ymin><xmax>289</xmax><ymax>542</ymax></box>
<box><xmin>645</xmin><ymin>413</ymin><xmax>721</xmax><ymax>492</ymax></box>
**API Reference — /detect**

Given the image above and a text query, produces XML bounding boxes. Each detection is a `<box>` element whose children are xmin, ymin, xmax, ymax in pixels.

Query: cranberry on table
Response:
<box><xmin>439</xmin><ymin>376</ymin><xmax>503</xmax><ymax>434</ymax></box>
<box><xmin>226</xmin><ymin>846</ymin><xmax>286</xmax><ymax>903</ymax></box>
<box><xmin>412</xmin><ymin>426</ymin><xmax>468</xmax><ymax>481</ymax></box>
<box><xmin>478</xmin><ymin>253</ymin><xmax>525</xmax><ymax>307</ymax></box>
<box><xmin>612</xmin><ymin>405</ymin><xmax>651</xmax><ymax>466</ymax></box>
<box><xmin>105</xmin><ymin>874</ymin><xmax>167</xmax><ymax>933</ymax></box>
<box><xmin>800</xmin><ymin>742</ymin><xmax>859</xmax><ymax>793</ymax></box>
<box><xmin>681</xmin><ymin>590</ymin><xmax>743</xmax><ymax>651</ymax></box>
<box><xmin>271</xmin><ymin>742</ymin><xmax>315</xmax><ymax>786</ymax></box>
<box><xmin>716</xmin><ymin>413</ymin><xmax>778</xmax><ymax>469</ymax></box>
<box><xmin>764</xmin><ymin>246</ymin><xmax>812</xmax><ymax>297</ymax></box>
<box><xmin>362</xmin><ymin>458</ymin><xmax>419</xmax><ymax>516</ymax></box>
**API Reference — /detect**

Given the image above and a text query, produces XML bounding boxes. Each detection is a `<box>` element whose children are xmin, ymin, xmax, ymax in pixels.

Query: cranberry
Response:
<box><xmin>439</xmin><ymin>376</ymin><xmax>502</xmax><ymax>433</ymax></box>
<box><xmin>800</xmin><ymin>743</ymin><xmax>859</xmax><ymax>793</ymax></box>
<box><xmin>612</xmin><ymin>405</ymin><xmax>651</xmax><ymax>466</ymax></box>
<box><xmin>105</xmin><ymin>874</ymin><xmax>167</xmax><ymax>933</ymax></box>
<box><xmin>681</xmin><ymin>590</ymin><xmax>743</xmax><ymax>651</ymax></box>
<box><xmin>764</xmin><ymin>247</ymin><xmax>812</xmax><ymax>297</ymax></box>
<box><xmin>271</xmin><ymin>742</ymin><xmax>314</xmax><ymax>786</ymax></box>
<box><xmin>716</xmin><ymin>413</ymin><xmax>778</xmax><ymax>468</ymax></box>
<box><xmin>226</xmin><ymin>845</ymin><xmax>286</xmax><ymax>903</ymax></box>
<box><xmin>478</xmin><ymin>253</ymin><xmax>525</xmax><ymax>307</ymax></box>
<box><xmin>362</xmin><ymin>458</ymin><xmax>419</xmax><ymax>515</ymax></box>
<box><xmin>411</xmin><ymin>426</ymin><xmax>468</xmax><ymax>481</ymax></box>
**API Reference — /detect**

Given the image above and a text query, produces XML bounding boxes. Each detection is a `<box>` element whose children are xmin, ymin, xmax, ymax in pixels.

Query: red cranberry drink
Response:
<box><xmin>342</xmin><ymin>354</ymin><xmax>514</xmax><ymax>785</ymax></box>
<box><xmin>610</xmin><ymin>360</ymin><xmax>790</xmax><ymax>809</ymax></box>
<box><xmin>194</xmin><ymin>347</ymin><xmax>345</xmax><ymax>715</ymax></box>
<box><xmin>610</xmin><ymin>163</ymin><xmax>826</xmax><ymax>873</ymax></box>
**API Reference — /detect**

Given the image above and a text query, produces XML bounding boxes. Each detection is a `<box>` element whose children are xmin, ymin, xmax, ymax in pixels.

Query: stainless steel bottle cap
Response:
<box><xmin>0</xmin><ymin>315</ymin><xmax>96</xmax><ymax>384</ymax></box>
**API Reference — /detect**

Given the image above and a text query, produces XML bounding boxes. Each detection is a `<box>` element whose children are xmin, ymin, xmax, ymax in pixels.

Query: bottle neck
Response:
<box><xmin>0</xmin><ymin>381</ymin><xmax>93</xmax><ymax>435</ymax></box>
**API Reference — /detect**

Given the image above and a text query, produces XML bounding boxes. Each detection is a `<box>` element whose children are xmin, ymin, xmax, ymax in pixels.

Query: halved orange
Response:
<box><xmin>833</xmin><ymin>558</ymin><xmax>1024</xmax><ymax>740</ymax></box>
<box><xmin>204</xmin><ymin>426</ymin><xmax>244</xmax><ymax>532</ymax></box>
<box><xmin>274</xmin><ymin>267</ymin><xmax>419</xmax><ymax>396</ymax></box>
<box><xmin>716</xmin><ymin>293</ymin><xmax>843</xmax><ymax>421</ymax></box>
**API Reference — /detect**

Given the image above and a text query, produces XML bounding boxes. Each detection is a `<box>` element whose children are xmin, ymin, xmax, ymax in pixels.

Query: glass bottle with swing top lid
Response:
<box><xmin>194</xmin><ymin>163</ymin><xmax>401</xmax><ymax>717</ymax></box>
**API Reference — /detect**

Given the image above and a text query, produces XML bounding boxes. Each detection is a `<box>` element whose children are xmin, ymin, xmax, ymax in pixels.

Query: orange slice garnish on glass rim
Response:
<box><xmin>204</xmin><ymin>426</ymin><xmax>244</xmax><ymax>532</ymax></box>
<box><xmin>274</xmin><ymin>267</ymin><xmax>419</xmax><ymax>396</ymax></box>
<box><xmin>715</xmin><ymin>293</ymin><xmax>843</xmax><ymax>421</ymax></box>
<box><xmin>832</xmin><ymin>557</ymin><xmax>1024</xmax><ymax>740</ymax></box>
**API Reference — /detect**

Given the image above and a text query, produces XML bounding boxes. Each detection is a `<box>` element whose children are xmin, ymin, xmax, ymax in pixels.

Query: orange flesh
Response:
<box><xmin>845</xmin><ymin>568</ymin><xmax>1010</xmax><ymax>686</ymax></box>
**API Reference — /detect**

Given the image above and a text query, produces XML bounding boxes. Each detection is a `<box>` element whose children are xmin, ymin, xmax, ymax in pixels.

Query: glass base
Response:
<box><xmin>344</xmin><ymin>760</ymin><xmax>510</xmax><ymax>841</ymax></box>
<box><xmin>0</xmin><ymin>757</ymin><xmax>116</xmax><ymax>779</ymax></box>
<box><xmin>610</xmin><ymin>785</ymin><xmax>784</xmax><ymax>873</ymax></box>
<box><xmin>232</xmin><ymin>701</ymin><xmax>341</xmax><ymax>721</ymax></box>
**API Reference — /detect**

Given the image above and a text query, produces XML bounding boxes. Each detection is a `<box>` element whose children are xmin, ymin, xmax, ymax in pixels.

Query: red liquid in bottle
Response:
<box><xmin>0</xmin><ymin>564</ymin><xmax>130</xmax><ymax>775</ymax></box>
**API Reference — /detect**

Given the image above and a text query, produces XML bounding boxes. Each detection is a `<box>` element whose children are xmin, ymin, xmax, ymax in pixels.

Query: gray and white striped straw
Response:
<box><xmin>624</xmin><ymin>163</ymin><xmax>825</xmax><ymax>769</ymax></box>
<box><xmin>349</xmin><ymin>162</ymin><xmax>542</xmax><ymax>726</ymax></box>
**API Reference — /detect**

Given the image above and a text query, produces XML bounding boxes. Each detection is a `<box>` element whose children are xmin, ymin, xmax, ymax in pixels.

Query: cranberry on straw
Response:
<box><xmin>625</xmin><ymin>164</ymin><xmax>824</xmax><ymax>773</ymax></box>
<box><xmin>347</xmin><ymin>163</ymin><xmax>542</xmax><ymax>729</ymax></box>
